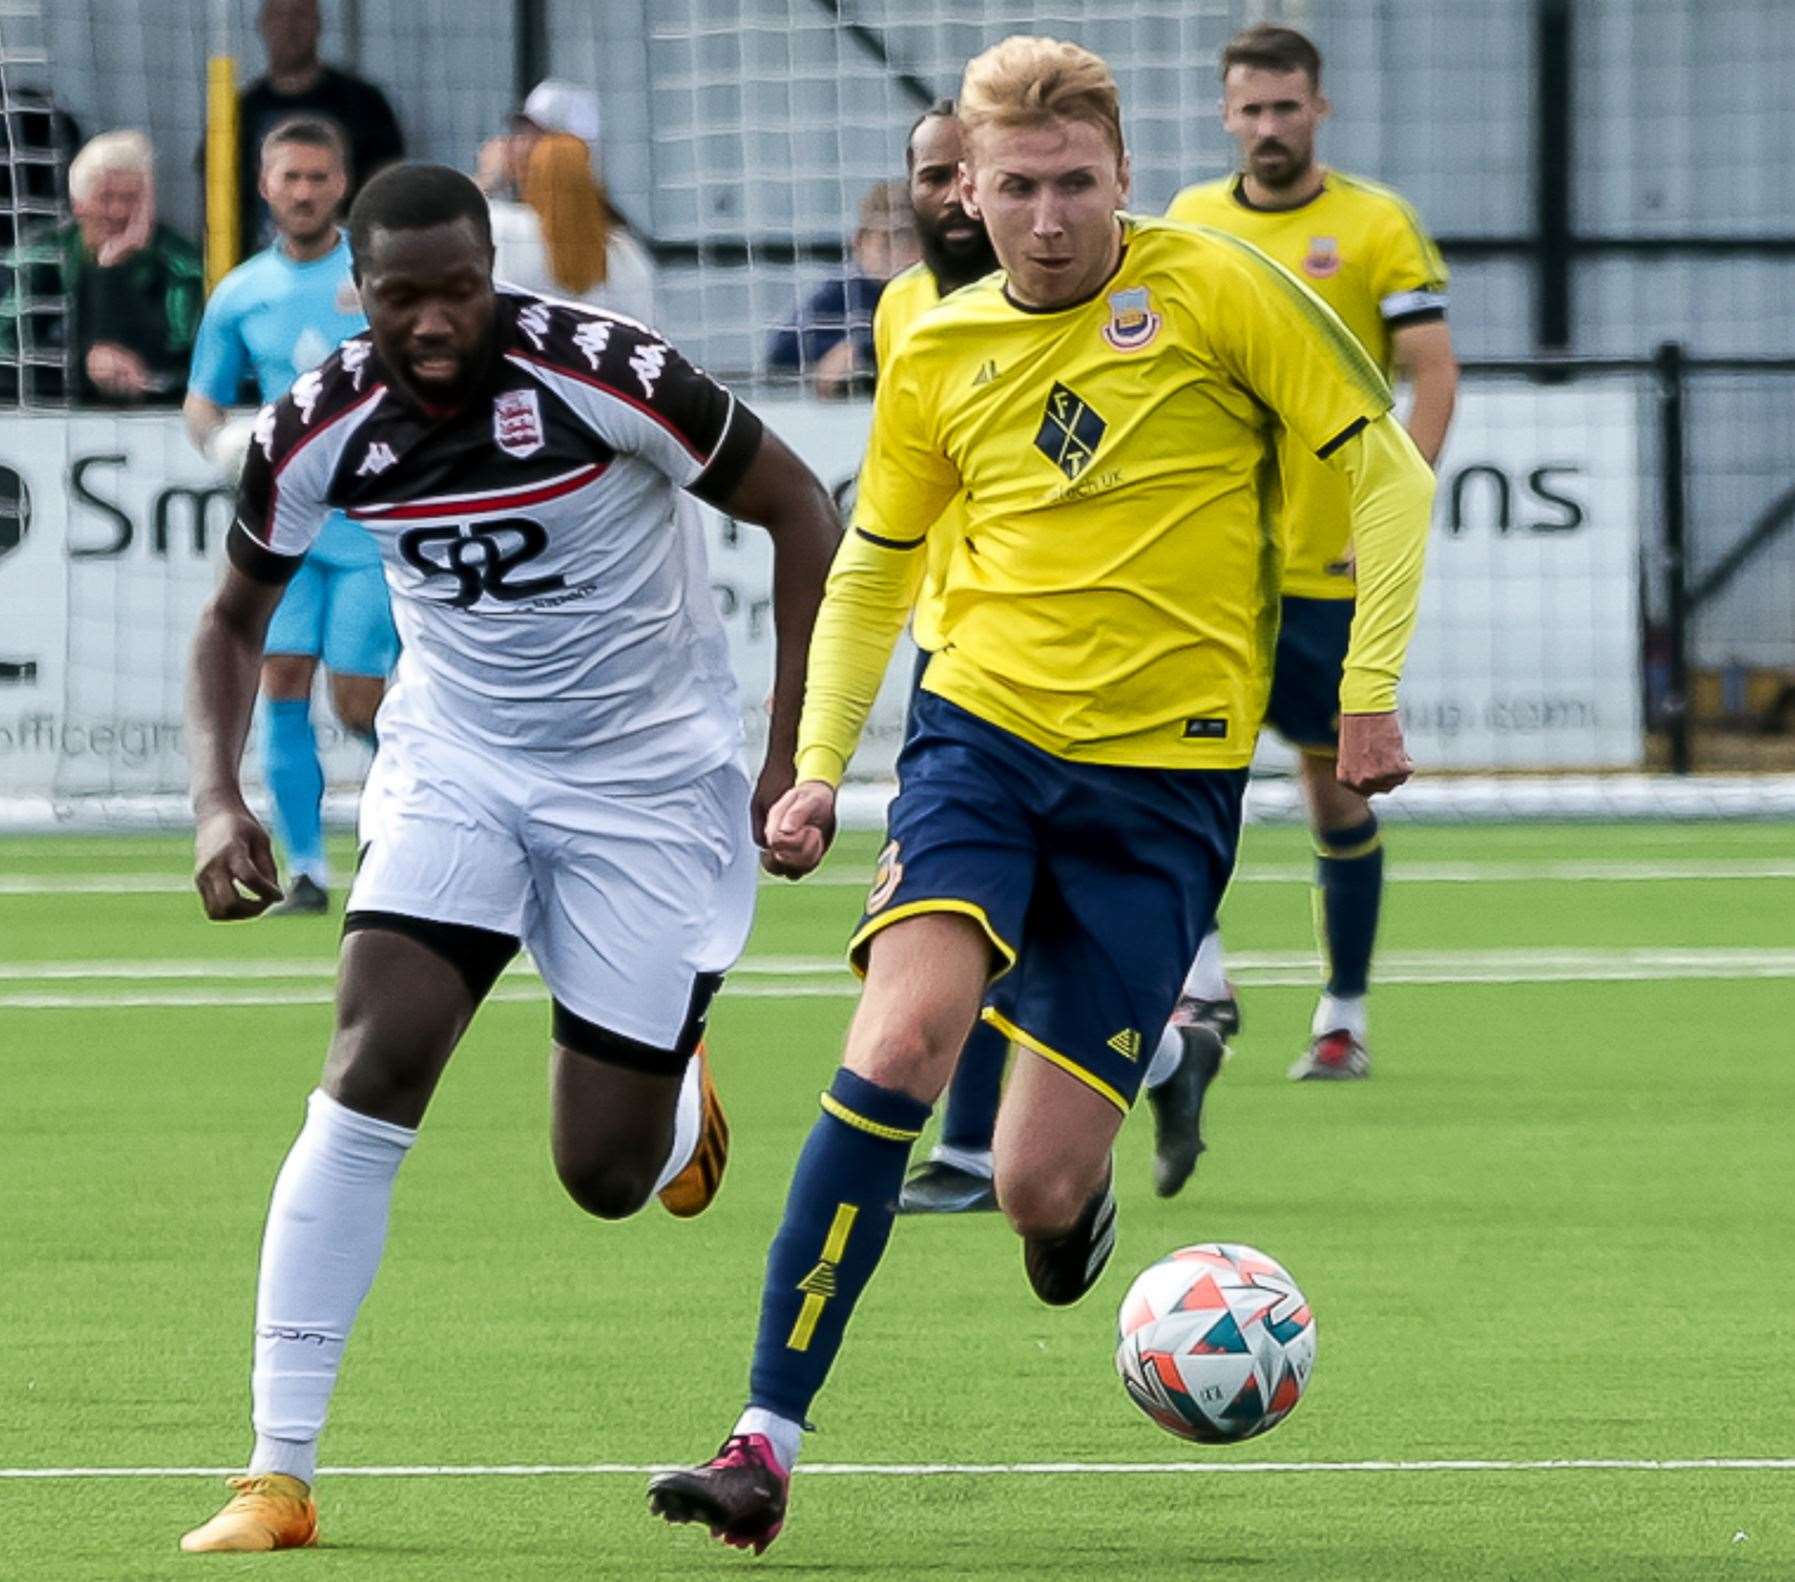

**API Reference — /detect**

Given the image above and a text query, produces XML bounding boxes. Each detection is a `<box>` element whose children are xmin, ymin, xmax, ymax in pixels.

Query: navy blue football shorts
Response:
<box><xmin>1264</xmin><ymin>594</ymin><xmax>1355</xmax><ymax>755</ymax></box>
<box><xmin>848</xmin><ymin>690</ymin><xmax>1245</xmax><ymax>1114</ymax></box>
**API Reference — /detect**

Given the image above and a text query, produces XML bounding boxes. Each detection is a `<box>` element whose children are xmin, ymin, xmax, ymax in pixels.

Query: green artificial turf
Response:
<box><xmin>2</xmin><ymin>821</ymin><xmax>1792</xmax><ymax>1579</ymax></box>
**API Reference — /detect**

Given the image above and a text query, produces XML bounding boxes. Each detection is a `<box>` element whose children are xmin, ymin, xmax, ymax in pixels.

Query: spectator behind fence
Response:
<box><xmin>236</xmin><ymin>0</ymin><xmax>404</xmax><ymax>258</ymax></box>
<box><xmin>767</xmin><ymin>178</ymin><xmax>919</xmax><ymax>399</ymax></box>
<box><xmin>476</xmin><ymin>81</ymin><xmax>657</xmax><ymax>326</ymax></box>
<box><xmin>0</xmin><ymin>129</ymin><xmax>202</xmax><ymax>405</ymax></box>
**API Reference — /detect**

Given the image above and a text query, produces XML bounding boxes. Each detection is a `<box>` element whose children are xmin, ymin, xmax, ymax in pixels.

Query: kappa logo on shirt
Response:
<box><xmin>340</xmin><ymin>340</ymin><xmax>373</xmax><ymax>390</ymax></box>
<box><xmin>290</xmin><ymin>369</ymin><xmax>324</xmax><ymax>425</ymax></box>
<box><xmin>356</xmin><ymin>441</ymin><xmax>398</xmax><ymax>477</ymax></box>
<box><xmin>629</xmin><ymin>340</ymin><xmax>669</xmax><ymax>399</ymax></box>
<box><xmin>335</xmin><ymin>277</ymin><xmax>362</xmax><ymax>314</ymax></box>
<box><xmin>494</xmin><ymin>388</ymin><xmax>545</xmax><ymax>458</ymax></box>
<box><xmin>518</xmin><ymin>302</ymin><xmax>553</xmax><ymax>350</ymax></box>
<box><xmin>574</xmin><ymin>319</ymin><xmax>612</xmax><ymax>369</ymax></box>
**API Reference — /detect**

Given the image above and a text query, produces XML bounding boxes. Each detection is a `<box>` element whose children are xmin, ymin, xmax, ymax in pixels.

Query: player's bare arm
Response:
<box><xmin>187</xmin><ymin>561</ymin><xmax>289</xmax><ymax>919</ymax></box>
<box><xmin>182</xmin><ymin>390</ymin><xmax>228</xmax><ymax>454</ymax></box>
<box><xmin>706</xmin><ymin>428</ymin><xmax>841</xmax><ymax>864</ymax></box>
<box><xmin>1392</xmin><ymin>317</ymin><xmax>1458</xmax><ymax>468</ymax></box>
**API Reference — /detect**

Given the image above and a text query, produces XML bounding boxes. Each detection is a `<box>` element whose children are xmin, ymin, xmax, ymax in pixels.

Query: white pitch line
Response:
<box><xmin>0</xmin><ymin>955</ymin><xmax>846</xmax><ymax>982</ymax></box>
<box><xmin>7</xmin><ymin>949</ymin><xmax>1795</xmax><ymax>1010</ymax></box>
<box><xmin>3</xmin><ymin>1458</ymin><xmax>1792</xmax><ymax>1481</ymax></box>
<box><xmin>4</xmin><ymin>947</ymin><xmax>1794</xmax><ymax>986</ymax></box>
<box><xmin>5</xmin><ymin>859</ymin><xmax>1795</xmax><ymax>897</ymax></box>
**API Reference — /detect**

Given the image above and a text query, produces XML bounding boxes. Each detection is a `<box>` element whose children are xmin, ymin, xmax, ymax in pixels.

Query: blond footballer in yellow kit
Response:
<box><xmin>650</xmin><ymin>38</ymin><xmax>1435</xmax><ymax>1551</ymax></box>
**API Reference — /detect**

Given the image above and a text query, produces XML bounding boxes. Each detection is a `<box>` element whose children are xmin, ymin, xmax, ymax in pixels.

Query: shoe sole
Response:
<box><xmin>1287</xmin><ymin>1061</ymin><xmax>1370</xmax><ymax>1081</ymax></box>
<box><xmin>659</xmin><ymin>1047</ymin><xmax>729</xmax><ymax>1218</ymax></box>
<box><xmin>648</xmin><ymin>1476</ymin><xmax>783</xmax><ymax>1554</ymax></box>
<box><xmin>897</xmin><ymin>1186</ymin><xmax>1000</xmax><ymax>1214</ymax></box>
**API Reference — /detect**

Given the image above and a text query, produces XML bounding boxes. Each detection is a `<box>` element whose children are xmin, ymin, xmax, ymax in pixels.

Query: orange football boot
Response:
<box><xmin>658</xmin><ymin>1042</ymin><xmax>730</xmax><ymax>1218</ymax></box>
<box><xmin>179</xmin><ymin>1473</ymin><xmax>318</xmax><ymax>1553</ymax></box>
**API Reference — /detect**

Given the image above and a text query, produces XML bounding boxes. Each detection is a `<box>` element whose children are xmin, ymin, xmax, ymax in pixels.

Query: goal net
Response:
<box><xmin>4</xmin><ymin>0</ymin><xmax>1793</xmax><ymax>828</ymax></box>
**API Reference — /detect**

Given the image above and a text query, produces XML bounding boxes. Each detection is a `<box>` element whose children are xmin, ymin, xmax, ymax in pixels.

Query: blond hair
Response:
<box><xmin>958</xmin><ymin>36</ymin><xmax>1124</xmax><ymax>161</ymax></box>
<box><xmin>522</xmin><ymin>132</ymin><xmax>609</xmax><ymax>296</ymax></box>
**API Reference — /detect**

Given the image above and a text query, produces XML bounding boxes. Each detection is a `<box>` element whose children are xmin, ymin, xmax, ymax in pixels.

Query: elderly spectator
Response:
<box><xmin>0</xmin><ymin>129</ymin><xmax>202</xmax><ymax>405</ymax></box>
<box><xmin>476</xmin><ymin>81</ymin><xmax>657</xmax><ymax>326</ymax></box>
<box><xmin>236</xmin><ymin>0</ymin><xmax>404</xmax><ymax>256</ymax></box>
<box><xmin>767</xmin><ymin>178</ymin><xmax>919</xmax><ymax>398</ymax></box>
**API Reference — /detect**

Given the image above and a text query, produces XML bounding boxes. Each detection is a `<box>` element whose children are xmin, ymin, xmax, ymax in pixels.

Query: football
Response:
<box><xmin>1114</xmin><ymin>1242</ymin><xmax>1316</xmax><ymax>1443</ymax></box>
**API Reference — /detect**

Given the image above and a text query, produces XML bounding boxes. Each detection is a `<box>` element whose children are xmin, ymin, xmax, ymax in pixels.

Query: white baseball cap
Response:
<box><xmin>518</xmin><ymin>80</ymin><xmax>601</xmax><ymax>146</ymax></box>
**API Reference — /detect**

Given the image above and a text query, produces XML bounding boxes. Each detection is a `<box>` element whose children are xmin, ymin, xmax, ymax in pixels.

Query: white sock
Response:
<box><xmin>928</xmin><ymin>1143</ymin><xmax>993</xmax><ymax>1178</ymax></box>
<box><xmin>1313</xmin><ymin>993</ymin><xmax>1368</xmax><ymax>1042</ymax></box>
<box><xmin>650</xmin><ymin>1055</ymin><xmax>705</xmax><ymax>1197</ymax></box>
<box><xmin>733</xmin><ymin>1406</ymin><xmax>804</xmax><ymax>1473</ymax></box>
<box><xmin>1182</xmin><ymin>929</ymin><xmax>1227</xmax><ymax>1002</ymax></box>
<box><xmin>248</xmin><ymin>1089</ymin><xmax>416</xmax><ymax>1485</ymax></box>
<box><xmin>1143</xmin><ymin>1022</ymin><xmax>1184</xmax><ymax>1090</ymax></box>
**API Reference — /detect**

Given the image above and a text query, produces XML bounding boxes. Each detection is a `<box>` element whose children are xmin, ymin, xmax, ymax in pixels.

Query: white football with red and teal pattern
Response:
<box><xmin>1114</xmin><ymin>1242</ymin><xmax>1316</xmax><ymax>1443</ymax></box>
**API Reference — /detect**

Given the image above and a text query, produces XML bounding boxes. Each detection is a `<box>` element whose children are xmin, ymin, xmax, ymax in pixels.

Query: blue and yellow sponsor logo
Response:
<box><xmin>1034</xmin><ymin>382</ymin><xmax>1107</xmax><ymax>481</ymax></box>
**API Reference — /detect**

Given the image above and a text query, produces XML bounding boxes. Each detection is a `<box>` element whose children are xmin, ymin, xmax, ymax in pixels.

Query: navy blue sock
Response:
<box><xmin>264</xmin><ymin>699</ymin><xmax>325</xmax><ymax>883</ymax></box>
<box><xmin>940</xmin><ymin>1016</ymin><xmax>1008</xmax><ymax>1155</ymax></box>
<box><xmin>747</xmin><ymin>1068</ymin><xmax>931</xmax><ymax>1423</ymax></box>
<box><xmin>1316</xmin><ymin>815</ymin><xmax>1384</xmax><ymax>997</ymax></box>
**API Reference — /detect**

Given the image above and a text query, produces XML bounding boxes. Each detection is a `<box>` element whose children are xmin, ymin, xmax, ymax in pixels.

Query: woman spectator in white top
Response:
<box><xmin>476</xmin><ymin>80</ymin><xmax>656</xmax><ymax>326</ymax></box>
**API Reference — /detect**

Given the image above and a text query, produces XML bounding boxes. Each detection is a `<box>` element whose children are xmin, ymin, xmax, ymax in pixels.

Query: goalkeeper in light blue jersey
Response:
<box><xmin>185</xmin><ymin>116</ymin><xmax>398</xmax><ymax>915</ymax></box>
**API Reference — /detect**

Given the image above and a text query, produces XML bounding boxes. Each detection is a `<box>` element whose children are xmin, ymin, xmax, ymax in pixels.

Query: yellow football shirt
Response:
<box><xmin>795</xmin><ymin>213</ymin><xmax>1434</xmax><ymax>780</ymax></box>
<box><xmin>871</xmin><ymin>261</ymin><xmax>954</xmax><ymax>652</ymax></box>
<box><xmin>1166</xmin><ymin>172</ymin><xmax>1448</xmax><ymax>599</ymax></box>
<box><xmin>873</xmin><ymin>261</ymin><xmax>941</xmax><ymax>373</ymax></box>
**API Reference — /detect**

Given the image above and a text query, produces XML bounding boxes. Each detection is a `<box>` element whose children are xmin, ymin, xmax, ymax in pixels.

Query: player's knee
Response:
<box><xmin>847</xmin><ymin>1020</ymin><xmax>961</xmax><ymax>1103</ymax></box>
<box><xmin>329</xmin><ymin>680</ymin><xmax>384</xmax><ymax>741</ymax></box>
<box><xmin>998</xmin><ymin>1168</ymin><xmax>1094</xmax><ymax>1243</ymax></box>
<box><xmin>336</xmin><ymin>698</ymin><xmax>380</xmax><ymax>739</ymax></box>
<box><xmin>555</xmin><ymin>1156</ymin><xmax>656</xmax><ymax>1221</ymax></box>
<box><xmin>322</xmin><ymin>1007</ymin><xmax>446</xmax><ymax>1127</ymax></box>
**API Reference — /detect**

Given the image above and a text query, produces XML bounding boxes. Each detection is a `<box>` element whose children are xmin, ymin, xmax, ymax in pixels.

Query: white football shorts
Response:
<box><xmin>349</xmin><ymin>718</ymin><xmax>757</xmax><ymax>1051</ymax></box>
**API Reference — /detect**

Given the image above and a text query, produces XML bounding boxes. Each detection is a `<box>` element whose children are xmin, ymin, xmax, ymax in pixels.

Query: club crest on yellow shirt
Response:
<box><xmin>1100</xmin><ymin>286</ymin><xmax>1161</xmax><ymax>352</ymax></box>
<box><xmin>1303</xmin><ymin>236</ymin><xmax>1342</xmax><ymax>279</ymax></box>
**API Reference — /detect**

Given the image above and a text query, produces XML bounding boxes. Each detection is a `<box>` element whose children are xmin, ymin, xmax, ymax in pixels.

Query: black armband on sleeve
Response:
<box><xmin>1316</xmin><ymin>415</ymin><xmax>1371</xmax><ymax>460</ymax></box>
<box><xmin>227</xmin><ymin>520</ymin><xmax>304</xmax><ymax>585</ymax></box>
<box><xmin>687</xmin><ymin>402</ymin><xmax>766</xmax><ymax>509</ymax></box>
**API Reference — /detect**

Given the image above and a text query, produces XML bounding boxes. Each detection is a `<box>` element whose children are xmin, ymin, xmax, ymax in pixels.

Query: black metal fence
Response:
<box><xmin>1458</xmin><ymin>348</ymin><xmax>1795</xmax><ymax>772</ymax></box>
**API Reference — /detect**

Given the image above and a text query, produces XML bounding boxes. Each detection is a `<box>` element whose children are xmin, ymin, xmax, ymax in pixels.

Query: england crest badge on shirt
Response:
<box><xmin>494</xmin><ymin>388</ymin><xmax>545</xmax><ymax>458</ymax></box>
<box><xmin>1101</xmin><ymin>285</ymin><xmax>1161</xmax><ymax>353</ymax></box>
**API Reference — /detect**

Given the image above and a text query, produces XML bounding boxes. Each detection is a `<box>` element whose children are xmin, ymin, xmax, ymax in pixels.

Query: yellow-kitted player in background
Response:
<box><xmin>650</xmin><ymin>35</ymin><xmax>1435</xmax><ymax>1554</ymax></box>
<box><xmin>1167</xmin><ymin>22</ymin><xmax>1460</xmax><ymax>1084</ymax></box>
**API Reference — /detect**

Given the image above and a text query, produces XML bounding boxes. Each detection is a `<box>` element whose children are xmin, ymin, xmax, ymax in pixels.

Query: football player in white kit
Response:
<box><xmin>179</xmin><ymin>163</ymin><xmax>840</xmax><ymax>1553</ymax></box>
